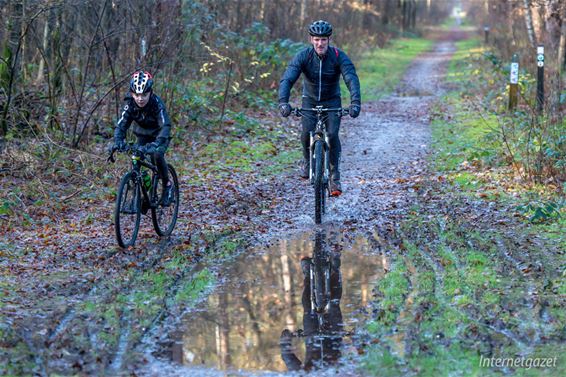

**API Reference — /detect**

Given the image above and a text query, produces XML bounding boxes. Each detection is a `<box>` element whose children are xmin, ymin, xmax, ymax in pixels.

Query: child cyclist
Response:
<box><xmin>113</xmin><ymin>70</ymin><xmax>173</xmax><ymax>206</ymax></box>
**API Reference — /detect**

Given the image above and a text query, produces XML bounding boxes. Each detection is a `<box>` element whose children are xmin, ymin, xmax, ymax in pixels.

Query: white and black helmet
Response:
<box><xmin>130</xmin><ymin>70</ymin><xmax>153</xmax><ymax>94</ymax></box>
<box><xmin>308</xmin><ymin>20</ymin><xmax>332</xmax><ymax>37</ymax></box>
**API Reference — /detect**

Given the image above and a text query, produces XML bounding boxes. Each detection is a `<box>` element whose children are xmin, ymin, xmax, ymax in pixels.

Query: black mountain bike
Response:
<box><xmin>108</xmin><ymin>144</ymin><xmax>180</xmax><ymax>248</ymax></box>
<box><xmin>292</xmin><ymin>106</ymin><xmax>348</xmax><ymax>224</ymax></box>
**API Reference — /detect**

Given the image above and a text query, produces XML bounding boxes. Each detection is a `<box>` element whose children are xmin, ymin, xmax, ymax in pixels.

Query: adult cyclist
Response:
<box><xmin>113</xmin><ymin>70</ymin><xmax>174</xmax><ymax>206</ymax></box>
<box><xmin>278</xmin><ymin>20</ymin><xmax>361</xmax><ymax>196</ymax></box>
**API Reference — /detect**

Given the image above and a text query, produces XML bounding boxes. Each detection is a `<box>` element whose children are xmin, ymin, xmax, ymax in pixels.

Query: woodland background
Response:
<box><xmin>0</xmin><ymin>0</ymin><xmax>564</xmax><ymax>182</ymax></box>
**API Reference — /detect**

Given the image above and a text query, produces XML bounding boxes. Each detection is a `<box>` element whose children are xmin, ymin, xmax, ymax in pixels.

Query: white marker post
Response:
<box><xmin>509</xmin><ymin>54</ymin><xmax>519</xmax><ymax>110</ymax></box>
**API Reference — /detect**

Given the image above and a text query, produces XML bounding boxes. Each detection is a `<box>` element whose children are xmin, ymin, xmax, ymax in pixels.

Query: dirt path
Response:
<box><xmin>132</xmin><ymin>41</ymin><xmax>459</xmax><ymax>376</ymax></box>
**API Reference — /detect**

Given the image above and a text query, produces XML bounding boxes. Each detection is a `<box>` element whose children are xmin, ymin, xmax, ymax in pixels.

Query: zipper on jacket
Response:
<box><xmin>318</xmin><ymin>57</ymin><xmax>322</xmax><ymax>101</ymax></box>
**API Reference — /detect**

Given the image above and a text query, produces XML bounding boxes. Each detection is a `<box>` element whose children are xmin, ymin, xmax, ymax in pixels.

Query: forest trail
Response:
<box><xmin>136</xmin><ymin>39</ymin><xmax>459</xmax><ymax>376</ymax></box>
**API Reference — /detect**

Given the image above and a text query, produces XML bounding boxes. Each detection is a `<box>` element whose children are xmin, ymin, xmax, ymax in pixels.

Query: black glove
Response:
<box><xmin>279</xmin><ymin>103</ymin><xmax>292</xmax><ymax>117</ymax></box>
<box><xmin>143</xmin><ymin>141</ymin><xmax>168</xmax><ymax>155</ymax></box>
<box><xmin>114</xmin><ymin>139</ymin><xmax>126</xmax><ymax>151</ymax></box>
<box><xmin>349</xmin><ymin>103</ymin><xmax>361</xmax><ymax>118</ymax></box>
<box><xmin>141</xmin><ymin>142</ymin><xmax>161</xmax><ymax>154</ymax></box>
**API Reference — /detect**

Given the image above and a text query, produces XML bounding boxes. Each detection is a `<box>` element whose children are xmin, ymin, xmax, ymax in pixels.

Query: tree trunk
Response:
<box><xmin>36</xmin><ymin>16</ymin><xmax>49</xmax><ymax>83</ymax></box>
<box><xmin>559</xmin><ymin>18</ymin><xmax>566</xmax><ymax>72</ymax></box>
<box><xmin>410</xmin><ymin>0</ymin><xmax>417</xmax><ymax>30</ymax></box>
<box><xmin>523</xmin><ymin>0</ymin><xmax>536</xmax><ymax>47</ymax></box>
<box><xmin>1</xmin><ymin>0</ymin><xmax>24</xmax><ymax>137</ymax></box>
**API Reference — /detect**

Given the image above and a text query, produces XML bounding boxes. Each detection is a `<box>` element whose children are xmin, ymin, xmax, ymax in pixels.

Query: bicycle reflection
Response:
<box><xmin>280</xmin><ymin>230</ymin><xmax>344</xmax><ymax>372</ymax></box>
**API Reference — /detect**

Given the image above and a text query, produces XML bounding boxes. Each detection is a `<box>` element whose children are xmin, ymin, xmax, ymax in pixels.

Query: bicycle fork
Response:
<box><xmin>309</xmin><ymin>131</ymin><xmax>331</xmax><ymax>187</ymax></box>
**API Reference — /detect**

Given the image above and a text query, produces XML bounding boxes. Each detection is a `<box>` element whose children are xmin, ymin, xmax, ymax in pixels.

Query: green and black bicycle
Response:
<box><xmin>108</xmin><ymin>144</ymin><xmax>180</xmax><ymax>247</ymax></box>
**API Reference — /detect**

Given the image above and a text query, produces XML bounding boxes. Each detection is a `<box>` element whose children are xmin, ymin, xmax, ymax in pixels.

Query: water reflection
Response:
<box><xmin>280</xmin><ymin>230</ymin><xmax>344</xmax><ymax>372</ymax></box>
<box><xmin>163</xmin><ymin>230</ymin><xmax>385</xmax><ymax>373</ymax></box>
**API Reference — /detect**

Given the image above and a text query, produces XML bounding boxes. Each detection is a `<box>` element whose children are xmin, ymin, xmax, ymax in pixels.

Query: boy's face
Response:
<box><xmin>132</xmin><ymin>91</ymin><xmax>150</xmax><ymax>107</ymax></box>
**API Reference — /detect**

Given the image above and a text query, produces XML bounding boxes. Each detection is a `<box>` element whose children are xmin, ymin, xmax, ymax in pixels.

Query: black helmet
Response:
<box><xmin>308</xmin><ymin>20</ymin><xmax>332</xmax><ymax>37</ymax></box>
<box><xmin>130</xmin><ymin>70</ymin><xmax>153</xmax><ymax>94</ymax></box>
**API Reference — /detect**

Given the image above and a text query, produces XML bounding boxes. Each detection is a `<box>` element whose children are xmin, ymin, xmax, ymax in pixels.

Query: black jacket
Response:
<box><xmin>114</xmin><ymin>93</ymin><xmax>171</xmax><ymax>142</ymax></box>
<box><xmin>278</xmin><ymin>46</ymin><xmax>361</xmax><ymax>106</ymax></box>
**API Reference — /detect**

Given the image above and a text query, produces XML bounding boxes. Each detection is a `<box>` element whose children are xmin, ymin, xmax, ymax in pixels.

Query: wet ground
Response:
<box><xmin>134</xmin><ymin>41</ymin><xmax>459</xmax><ymax>376</ymax></box>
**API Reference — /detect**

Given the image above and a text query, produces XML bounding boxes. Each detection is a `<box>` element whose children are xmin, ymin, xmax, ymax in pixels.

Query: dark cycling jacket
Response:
<box><xmin>114</xmin><ymin>93</ymin><xmax>171</xmax><ymax>142</ymax></box>
<box><xmin>278</xmin><ymin>46</ymin><xmax>360</xmax><ymax>106</ymax></box>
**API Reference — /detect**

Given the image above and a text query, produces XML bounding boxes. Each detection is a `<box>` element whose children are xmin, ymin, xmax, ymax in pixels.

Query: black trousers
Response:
<box><xmin>136</xmin><ymin>135</ymin><xmax>170</xmax><ymax>185</ymax></box>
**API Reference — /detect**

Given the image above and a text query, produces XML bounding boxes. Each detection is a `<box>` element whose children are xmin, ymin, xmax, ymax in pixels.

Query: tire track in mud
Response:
<box><xmin>15</xmin><ymin>244</ymin><xmax>167</xmax><ymax>371</ymax></box>
<box><xmin>5</xmin><ymin>232</ymin><xmax>205</xmax><ymax>374</ymax></box>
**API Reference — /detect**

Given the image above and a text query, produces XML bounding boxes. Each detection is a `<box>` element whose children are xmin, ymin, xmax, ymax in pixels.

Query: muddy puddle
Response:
<box><xmin>144</xmin><ymin>230</ymin><xmax>389</xmax><ymax>375</ymax></box>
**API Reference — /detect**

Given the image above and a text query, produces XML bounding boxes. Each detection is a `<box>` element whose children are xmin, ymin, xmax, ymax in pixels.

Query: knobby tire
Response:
<box><xmin>115</xmin><ymin>172</ymin><xmax>141</xmax><ymax>248</ymax></box>
<box><xmin>151</xmin><ymin>164</ymin><xmax>180</xmax><ymax>236</ymax></box>
<box><xmin>314</xmin><ymin>141</ymin><xmax>324</xmax><ymax>224</ymax></box>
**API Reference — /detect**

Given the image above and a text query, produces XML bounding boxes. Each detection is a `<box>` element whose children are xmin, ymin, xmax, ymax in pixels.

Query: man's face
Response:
<box><xmin>132</xmin><ymin>92</ymin><xmax>150</xmax><ymax>107</ymax></box>
<box><xmin>311</xmin><ymin>36</ymin><xmax>330</xmax><ymax>56</ymax></box>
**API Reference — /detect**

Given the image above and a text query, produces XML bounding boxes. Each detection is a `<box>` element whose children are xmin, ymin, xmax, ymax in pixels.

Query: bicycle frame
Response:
<box><xmin>130</xmin><ymin>151</ymin><xmax>160</xmax><ymax>209</ymax></box>
<box><xmin>294</xmin><ymin>107</ymin><xmax>348</xmax><ymax>183</ymax></box>
<box><xmin>110</xmin><ymin>144</ymin><xmax>160</xmax><ymax>210</ymax></box>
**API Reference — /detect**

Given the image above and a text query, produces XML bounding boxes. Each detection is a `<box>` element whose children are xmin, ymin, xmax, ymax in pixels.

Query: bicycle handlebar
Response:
<box><xmin>107</xmin><ymin>143</ymin><xmax>147</xmax><ymax>163</ymax></box>
<box><xmin>291</xmin><ymin>107</ymin><xmax>349</xmax><ymax>117</ymax></box>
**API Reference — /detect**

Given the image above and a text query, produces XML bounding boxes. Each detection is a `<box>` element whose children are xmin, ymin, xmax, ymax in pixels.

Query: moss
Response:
<box><xmin>175</xmin><ymin>268</ymin><xmax>214</xmax><ymax>303</ymax></box>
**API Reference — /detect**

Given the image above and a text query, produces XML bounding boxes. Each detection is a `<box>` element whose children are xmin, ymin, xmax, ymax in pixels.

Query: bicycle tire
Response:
<box><xmin>115</xmin><ymin>172</ymin><xmax>141</xmax><ymax>248</ymax></box>
<box><xmin>313</xmin><ymin>141</ymin><xmax>324</xmax><ymax>224</ymax></box>
<box><xmin>151</xmin><ymin>164</ymin><xmax>180</xmax><ymax>236</ymax></box>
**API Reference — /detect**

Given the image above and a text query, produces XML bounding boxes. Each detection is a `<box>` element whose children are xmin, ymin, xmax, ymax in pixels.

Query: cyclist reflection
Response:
<box><xmin>280</xmin><ymin>230</ymin><xmax>344</xmax><ymax>371</ymax></box>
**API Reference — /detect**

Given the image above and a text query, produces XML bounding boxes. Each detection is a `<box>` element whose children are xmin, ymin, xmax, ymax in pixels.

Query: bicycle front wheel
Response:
<box><xmin>313</xmin><ymin>256</ymin><xmax>327</xmax><ymax>313</ymax></box>
<box><xmin>152</xmin><ymin>164</ymin><xmax>180</xmax><ymax>236</ymax></box>
<box><xmin>115</xmin><ymin>172</ymin><xmax>141</xmax><ymax>248</ymax></box>
<box><xmin>313</xmin><ymin>141</ymin><xmax>324</xmax><ymax>224</ymax></box>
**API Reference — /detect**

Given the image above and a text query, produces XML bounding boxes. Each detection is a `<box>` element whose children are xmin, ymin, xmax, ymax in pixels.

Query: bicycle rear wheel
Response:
<box><xmin>115</xmin><ymin>172</ymin><xmax>141</xmax><ymax>248</ymax></box>
<box><xmin>313</xmin><ymin>141</ymin><xmax>324</xmax><ymax>224</ymax></box>
<box><xmin>152</xmin><ymin>164</ymin><xmax>180</xmax><ymax>236</ymax></box>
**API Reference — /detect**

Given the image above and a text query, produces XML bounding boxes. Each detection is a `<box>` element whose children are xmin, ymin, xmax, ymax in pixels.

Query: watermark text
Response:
<box><xmin>480</xmin><ymin>355</ymin><xmax>557</xmax><ymax>369</ymax></box>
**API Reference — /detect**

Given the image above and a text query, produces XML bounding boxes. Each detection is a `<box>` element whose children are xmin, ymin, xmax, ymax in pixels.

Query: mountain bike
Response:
<box><xmin>292</xmin><ymin>106</ymin><xmax>349</xmax><ymax>224</ymax></box>
<box><xmin>108</xmin><ymin>143</ymin><xmax>180</xmax><ymax>248</ymax></box>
